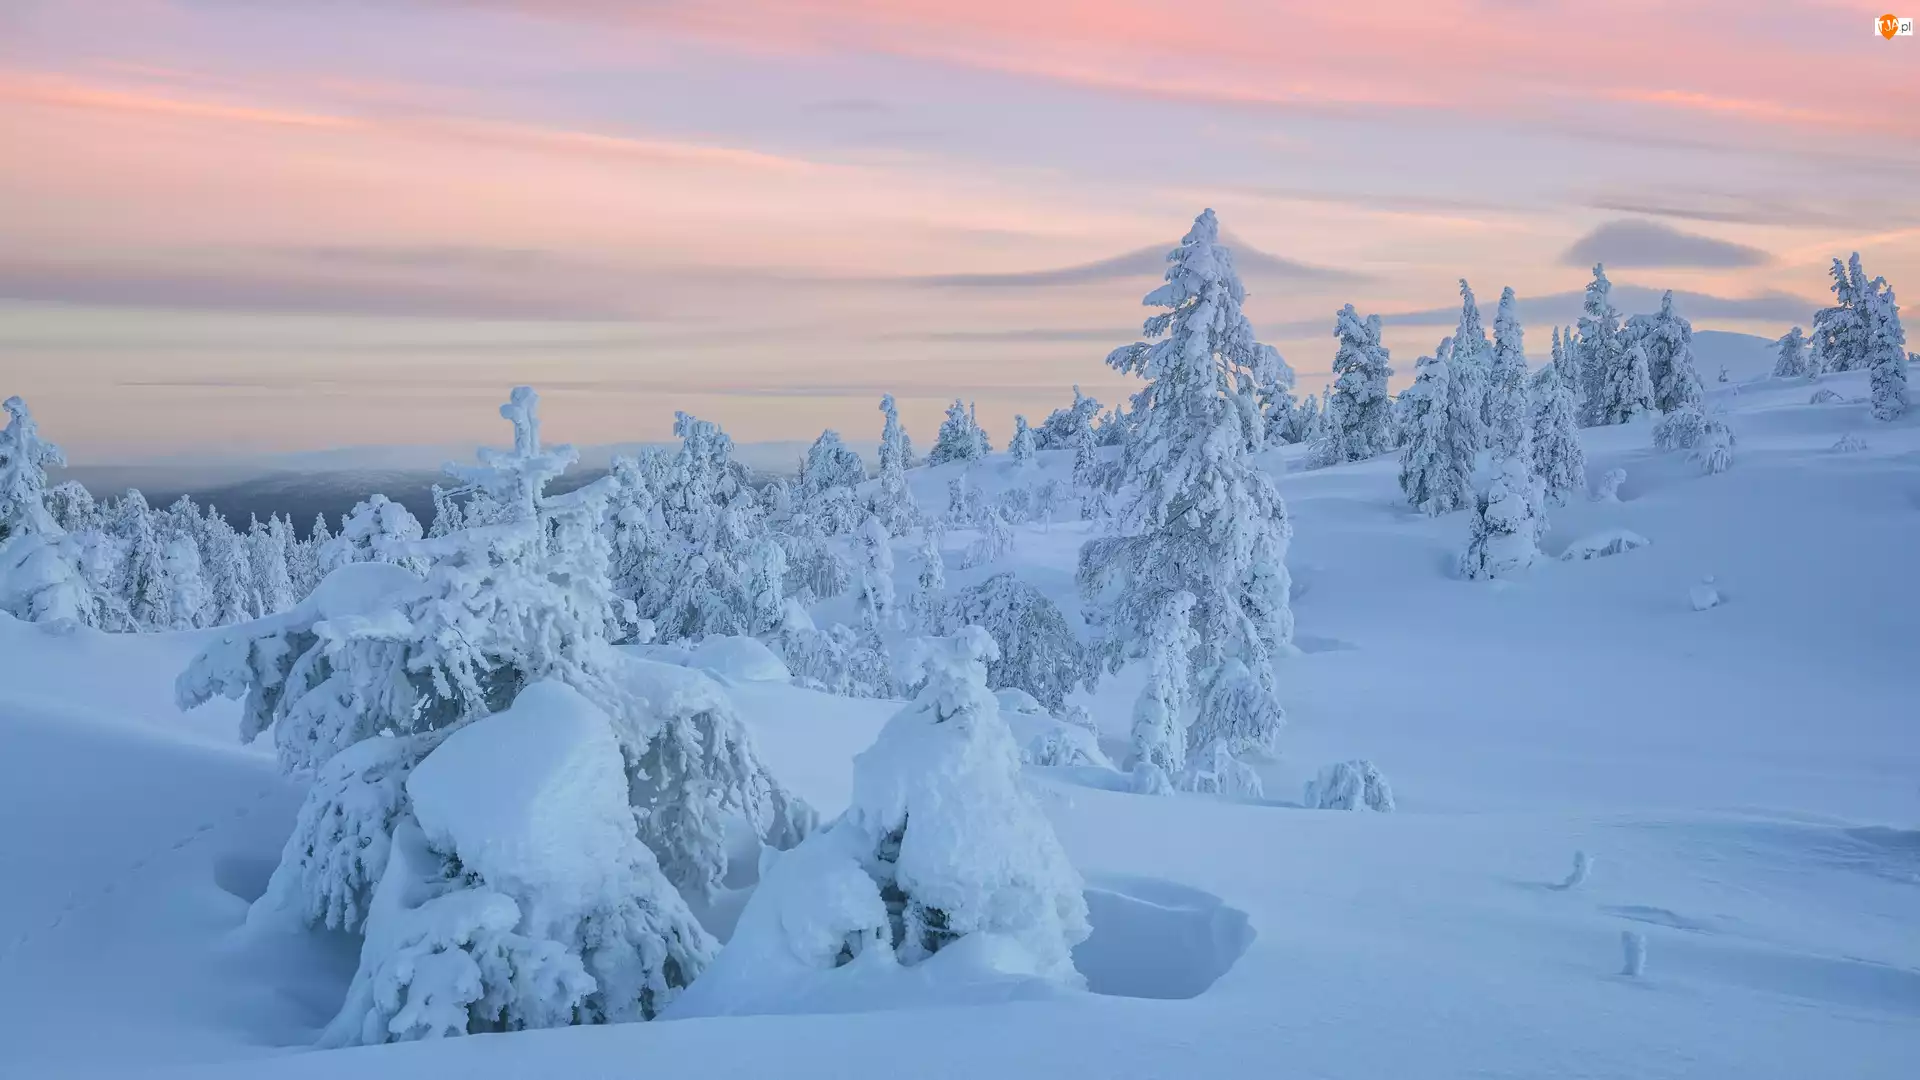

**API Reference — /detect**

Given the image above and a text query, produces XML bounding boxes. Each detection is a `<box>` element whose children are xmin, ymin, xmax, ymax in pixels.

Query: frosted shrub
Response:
<box><xmin>1651</xmin><ymin>406</ymin><xmax>1708</xmax><ymax>451</ymax></box>
<box><xmin>1809</xmin><ymin>387</ymin><xmax>1844</xmax><ymax>404</ymax></box>
<box><xmin>1305</xmin><ymin>760</ymin><xmax>1395</xmax><ymax>811</ymax></box>
<box><xmin>1691</xmin><ymin>419</ymin><xmax>1736</xmax><ymax>475</ymax></box>
<box><xmin>1832</xmin><ymin>432</ymin><xmax>1868</xmax><ymax>453</ymax></box>
<box><xmin>1182</xmin><ymin>738</ymin><xmax>1264</xmax><ymax>799</ymax></box>
<box><xmin>1459</xmin><ymin>456</ymin><xmax>1541</xmax><ymax>580</ymax></box>
<box><xmin>1593</xmin><ymin>468</ymin><xmax>1627</xmax><ymax>503</ymax></box>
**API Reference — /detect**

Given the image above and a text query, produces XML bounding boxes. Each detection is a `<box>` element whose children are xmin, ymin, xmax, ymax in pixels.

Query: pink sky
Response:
<box><xmin>1</xmin><ymin>0</ymin><xmax>1915</xmax><ymax>461</ymax></box>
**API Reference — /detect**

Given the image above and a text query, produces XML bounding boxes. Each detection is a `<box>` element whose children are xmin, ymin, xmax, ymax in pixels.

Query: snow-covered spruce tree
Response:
<box><xmin>250</xmin><ymin>514</ymin><xmax>296</xmax><ymax>616</ymax></box>
<box><xmin>905</xmin><ymin>525</ymin><xmax>946</xmax><ymax>633</ymax></box>
<box><xmin>104</xmin><ymin>490</ymin><xmax>173</xmax><ymax>630</ymax></box>
<box><xmin>1398</xmin><ymin>337</ymin><xmax>1475</xmax><ymax>516</ymax></box>
<box><xmin>1812</xmin><ymin>253</ymin><xmax>1871</xmax><ymax>373</ymax></box>
<box><xmin>1866</xmin><ymin>282</ymin><xmax>1909</xmax><ymax>421</ymax></box>
<box><xmin>182</xmin><ymin>388</ymin><xmax>813</xmax><ymax>933</ymax></box>
<box><xmin>1625</xmin><ymin>290</ymin><xmax>1703</xmax><ymax>415</ymax></box>
<box><xmin>675</xmin><ymin>628</ymin><xmax>1089</xmax><ymax>1009</ymax></box>
<box><xmin>320</xmin><ymin>682</ymin><xmax>717</xmax><ymax>1045</ymax></box>
<box><xmin>801</xmin><ymin>429</ymin><xmax>866</xmax><ymax>504</ymax></box>
<box><xmin>871</xmin><ymin>395</ymin><xmax>920</xmax><ymax>532</ymax></box>
<box><xmin>1528</xmin><ymin>360</ymin><xmax>1586</xmax><ymax>507</ymax></box>
<box><xmin>1459</xmin><ymin>455</ymin><xmax>1541</xmax><ymax>579</ymax></box>
<box><xmin>1591</xmin><ymin>340</ymin><xmax>1655</xmax><ymax>427</ymax></box>
<box><xmin>1070</xmin><ymin>421</ymin><xmax>1104</xmax><ymax>519</ymax></box>
<box><xmin>426</xmin><ymin>483</ymin><xmax>465</xmax><ymax>539</ymax></box>
<box><xmin>1080</xmin><ymin>209</ymin><xmax>1293</xmax><ymax>779</ymax></box>
<box><xmin>320</xmin><ymin>495</ymin><xmax>426</xmax><ymax>578</ymax></box>
<box><xmin>1692</xmin><ymin>417</ymin><xmax>1736</xmax><ymax>474</ymax></box>
<box><xmin>204</xmin><ymin>512</ymin><xmax>258</xmax><ymax>627</ymax></box>
<box><xmin>1773</xmin><ymin>326</ymin><xmax>1812</xmax><ymax>378</ymax></box>
<box><xmin>1315</xmin><ymin>304</ymin><xmax>1395</xmax><ymax>464</ymax></box>
<box><xmin>45</xmin><ymin>480</ymin><xmax>98</xmax><ymax>534</ymax></box>
<box><xmin>772</xmin><ymin>600</ymin><xmax>892</xmax><ymax>699</ymax></box>
<box><xmin>934</xmin><ymin>571</ymin><xmax>1092</xmax><ymax>712</ymax></box>
<box><xmin>1036</xmin><ymin>385</ymin><xmax>1101</xmax><ymax>450</ymax></box>
<box><xmin>1576</xmin><ymin>264</ymin><xmax>1630</xmax><ymax>426</ymax></box>
<box><xmin>928</xmin><ymin>399</ymin><xmax>986</xmax><ymax>466</ymax></box>
<box><xmin>1452</xmin><ymin>280</ymin><xmax>1493</xmax><ymax>444</ymax></box>
<box><xmin>0</xmin><ymin>395</ymin><xmax>63</xmax><ymax>546</ymax></box>
<box><xmin>0</xmin><ymin>396</ymin><xmax>105</xmax><ymax>627</ymax></box>
<box><xmin>1486</xmin><ymin>287</ymin><xmax>1531</xmax><ymax>461</ymax></box>
<box><xmin>1009</xmin><ymin>414</ymin><xmax>1036</xmax><ymax>469</ymax></box>
<box><xmin>854</xmin><ymin>515</ymin><xmax>896</xmax><ymax>631</ymax></box>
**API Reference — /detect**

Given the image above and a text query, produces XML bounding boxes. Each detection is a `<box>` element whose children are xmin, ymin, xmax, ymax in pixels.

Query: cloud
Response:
<box><xmin>910</xmin><ymin>233</ymin><xmax>1362</xmax><ymax>288</ymax></box>
<box><xmin>1560</xmin><ymin>220</ymin><xmax>1770</xmax><ymax>270</ymax></box>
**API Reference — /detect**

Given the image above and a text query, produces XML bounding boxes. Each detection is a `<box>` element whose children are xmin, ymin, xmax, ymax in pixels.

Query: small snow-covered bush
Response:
<box><xmin>1809</xmin><ymin>388</ymin><xmax>1844</xmax><ymax>404</ymax></box>
<box><xmin>1181</xmin><ymin>739</ymin><xmax>1264</xmax><ymax>799</ymax></box>
<box><xmin>1651</xmin><ymin>406</ymin><xmax>1707</xmax><ymax>451</ymax></box>
<box><xmin>1691</xmin><ymin>418</ymin><xmax>1736</xmax><ymax>475</ymax></box>
<box><xmin>1592</xmin><ymin>468</ymin><xmax>1627</xmax><ymax>503</ymax></box>
<box><xmin>1560</xmin><ymin>529</ymin><xmax>1651</xmax><ymax>561</ymax></box>
<box><xmin>1689</xmin><ymin>577</ymin><xmax>1721</xmax><ymax>611</ymax></box>
<box><xmin>1831</xmin><ymin>432</ymin><xmax>1868</xmax><ymax>453</ymax></box>
<box><xmin>1459</xmin><ymin>456</ymin><xmax>1541</xmax><ymax>580</ymax></box>
<box><xmin>1305</xmin><ymin>760</ymin><xmax>1395</xmax><ymax>811</ymax></box>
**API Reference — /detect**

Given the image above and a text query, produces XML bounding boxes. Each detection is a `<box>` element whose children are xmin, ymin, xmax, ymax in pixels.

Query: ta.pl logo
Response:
<box><xmin>1878</xmin><ymin>13</ymin><xmax>1914</xmax><ymax>37</ymax></box>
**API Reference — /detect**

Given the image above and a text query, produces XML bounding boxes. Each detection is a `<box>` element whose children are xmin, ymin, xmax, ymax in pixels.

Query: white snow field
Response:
<box><xmin>2</xmin><ymin>362</ymin><xmax>1916</xmax><ymax>1080</ymax></box>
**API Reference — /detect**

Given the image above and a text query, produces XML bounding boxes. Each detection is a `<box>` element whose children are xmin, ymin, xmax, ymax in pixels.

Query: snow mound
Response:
<box><xmin>307</xmin><ymin>560</ymin><xmax>424</xmax><ymax>620</ymax></box>
<box><xmin>1560</xmin><ymin>529</ymin><xmax>1651</xmax><ymax>561</ymax></box>
<box><xmin>1690</xmin><ymin>579</ymin><xmax>1722</xmax><ymax>611</ymax></box>
<box><xmin>1073</xmin><ymin>875</ymin><xmax>1254</xmax><ymax>1000</ymax></box>
<box><xmin>688</xmin><ymin>635</ymin><xmax>792</xmax><ymax>683</ymax></box>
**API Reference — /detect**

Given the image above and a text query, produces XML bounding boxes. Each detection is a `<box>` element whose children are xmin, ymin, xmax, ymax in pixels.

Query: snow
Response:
<box><xmin>2</xmin><ymin>359</ymin><xmax>1918</xmax><ymax>1079</ymax></box>
<box><xmin>686</xmin><ymin>634</ymin><xmax>792</xmax><ymax>683</ymax></box>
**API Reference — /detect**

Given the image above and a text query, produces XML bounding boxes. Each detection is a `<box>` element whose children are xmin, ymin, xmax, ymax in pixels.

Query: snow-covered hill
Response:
<box><xmin>1</xmin><ymin>367</ymin><xmax>1915</xmax><ymax>1080</ymax></box>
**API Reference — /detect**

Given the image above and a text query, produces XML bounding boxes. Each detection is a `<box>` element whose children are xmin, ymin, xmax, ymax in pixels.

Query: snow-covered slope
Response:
<box><xmin>1</xmin><ymin>368</ymin><xmax>1915</xmax><ymax>1080</ymax></box>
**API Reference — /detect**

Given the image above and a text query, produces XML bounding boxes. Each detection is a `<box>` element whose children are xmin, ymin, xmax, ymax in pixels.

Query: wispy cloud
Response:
<box><xmin>909</xmin><ymin>234</ymin><xmax>1363</xmax><ymax>288</ymax></box>
<box><xmin>1561</xmin><ymin>220</ymin><xmax>1771</xmax><ymax>270</ymax></box>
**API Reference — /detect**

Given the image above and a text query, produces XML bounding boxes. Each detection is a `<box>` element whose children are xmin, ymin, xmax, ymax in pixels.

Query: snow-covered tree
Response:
<box><xmin>426</xmin><ymin>483</ymin><xmax>465</xmax><ymax>539</ymax></box>
<box><xmin>1452</xmin><ymin>280</ymin><xmax>1493</xmax><ymax>444</ymax></box>
<box><xmin>44</xmin><ymin>480</ymin><xmax>97</xmax><ymax>535</ymax></box>
<box><xmin>933</xmin><ymin>571</ymin><xmax>1091</xmax><ymax>712</ymax></box>
<box><xmin>871</xmin><ymin>395</ymin><xmax>920</xmax><ymax>531</ymax></box>
<box><xmin>963</xmin><ymin>506</ymin><xmax>1014</xmax><ymax>568</ymax></box>
<box><xmin>1128</xmin><ymin>590</ymin><xmax>1197</xmax><ymax>791</ymax></box>
<box><xmin>928</xmin><ymin>399</ymin><xmax>987</xmax><ymax>466</ymax></box>
<box><xmin>1812</xmin><ymin>253</ymin><xmax>1871</xmax><ymax>373</ymax></box>
<box><xmin>1036</xmin><ymin>385</ymin><xmax>1101</xmax><ymax>449</ymax></box>
<box><xmin>1528</xmin><ymin>360</ymin><xmax>1586</xmax><ymax>506</ymax></box>
<box><xmin>1592</xmin><ymin>340</ymin><xmax>1654</xmax><ymax>427</ymax></box>
<box><xmin>204</xmin><ymin>513</ymin><xmax>257</xmax><ymax>626</ymax></box>
<box><xmin>1692</xmin><ymin>417</ymin><xmax>1736</xmax><ymax>474</ymax></box>
<box><xmin>250</xmin><ymin>514</ymin><xmax>296</xmax><ymax>616</ymax></box>
<box><xmin>159</xmin><ymin>529</ymin><xmax>209</xmax><ymax>629</ymax></box>
<box><xmin>1576</xmin><ymin>264</ymin><xmax>1631</xmax><ymax>426</ymax></box>
<box><xmin>1773</xmin><ymin>326</ymin><xmax>1813</xmax><ymax>378</ymax></box>
<box><xmin>1459</xmin><ymin>456</ymin><xmax>1541</xmax><ymax>579</ymax></box>
<box><xmin>1398</xmin><ymin>337</ymin><xmax>1475</xmax><ymax>516</ymax></box>
<box><xmin>1305</xmin><ymin>760</ymin><xmax>1395</xmax><ymax>811</ymax></box>
<box><xmin>800</xmin><ymin>429</ymin><xmax>866</xmax><ymax>502</ymax></box>
<box><xmin>1866</xmin><ymin>283</ymin><xmax>1909</xmax><ymax>421</ymax></box>
<box><xmin>905</xmin><ymin>525</ymin><xmax>946</xmax><ymax>633</ymax></box>
<box><xmin>1626</xmin><ymin>290</ymin><xmax>1703</xmax><ymax>414</ymax></box>
<box><xmin>1008</xmin><ymin>414</ymin><xmax>1036</xmax><ymax>469</ymax></box>
<box><xmin>1486</xmin><ymin>287</ymin><xmax>1531</xmax><ymax>461</ymax></box>
<box><xmin>321</xmin><ymin>495</ymin><xmax>426</xmax><ymax>577</ymax></box>
<box><xmin>853</xmin><ymin>515</ymin><xmax>896</xmax><ymax>630</ymax></box>
<box><xmin>0</xmin><ymin>396</ymin><xmax>63</xmax><ymax>545</ymax></box>
<box><xmin>1070</xmin><ymin>421</ymin><xmax>1104</xmax><ymax>519</ymax></box>
<box><xmin>1080</xmin><ymin>209</ymin><xmax>1293</xmax><ymax>785</ymax></box>
<box><xmin>1314</xmin><ymin>304</ymin><xmax>1395</xmax><ymax>465</ymax></box>
<box><xmin>773</xmin><ymin>601</ymin><xmax>892</xmax><ymax>699</ymax></box>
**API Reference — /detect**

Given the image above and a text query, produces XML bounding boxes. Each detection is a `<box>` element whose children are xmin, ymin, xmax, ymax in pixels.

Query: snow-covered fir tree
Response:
<box><xmin>928</xmin><ymin>399</ymin><xmax>987</xmax><ymax>466</ymax></box>
<box><xmin>1866</xmin><ymin>281</ymin><xmax>1909</xmax><ymax>421</ymax></box>
<box><xmin>204</xmin><ymin>512</ymin><xmax>257</xmax><ymax>626</ymax></box>
<box><xmin>1078</xmin><ymin>208</ymin><xmax>1293</xmax><ymax>780</ymax></box>
<box><xmin>1398</xmin><ymin>337</ymin><xmax>1475</xmax><ymax>516</ymax></box>
<box><xmin>1528</xmin><ymin>360</ymin><xmax>1586</xmax><ymax>506</ymax></box>
<box><xmin>905</xmin><ymin>525</ymin><xmax>946</xmax><ymax>633</ymax></box>
<box><xmin>1486</xmin><ymin>287</ymin><xmax>1531</xmax><ymax>461</ymax></box>
<box><xmin>1036</xmin><ymin>385</ymin><xmax>1101</xmax><ymax>449</ymax></box>
<box><xmin>426</xmin><ymin>483</ymin><xmax>465</xmax><ymax>539</ymax></box>
<box><xmin>1773</xmin><ymin>326</ymin><xmax>1813</xmax><ymax>378</ymax></box>
<box><xmin>1459</xmin><ymin>455</ymin><xmax>1542</xmax><ymax>579</ymax></box>
<box><xmin>1596</xmin><ymin>342</ymin><xmax>1656</xmax><ymax>426</ymax></box>
<box><xmin>871</xmin><ymin>395</ymin><xmax>920</xmax><ymax>531</ymax></box>
<box><xmin>1070</xmin><ymin>420</ymin><xmax>1104</xmax><ymax>519</ymax></box>
<box><xmin>1009</xmin><ymin>414</ymin><xmax>1036</xmax><ymax>469</ymax></box>
<box><xmin>1128</xmin><ymin>590</ymin><xmax>1197</xmax><ymax>791</ymax></box>
<box><xmin>250</xmin><ymin>515</ymin><xmax>296</xmax><ymax>616</ymax></box>
<box><xmin>963</xmin><ymin>506</ymin><xmax>1014</xmax><ymax>568</ymax></box>
<box><xmin>1626</xmin><ymin>290</ymin><xmax>1704</xmax><ymax>415</ymax></box>
<box><xmin>321</xmin><ymin>495</ymin><xmax>426</xmax><ymax>578</ymax></box>
<box><xmin>853</xmin><ymin>515</ymin><xmax>896</xmax><ymax>631</ymax></box>
<box><xmin>1576</xmin><ymin>264</ymin><xmax>1631</xmax><ymax>426</ymax></box>
<box><xmin>1314</xmin><ymin>304</ymin><xmax>1395</xmax><ymax>465</ymax></box>
<box><xmin>933</xmin><ymin>572</ymin><xmax>1092</xmax><ymax>712</ymax></box>
<box><xmin>1812</xmin><ymin>253</ymin><xmax>1872</xmax><ymax>373</ymax></box>
<box><xmin>1452</xmin><ymin>280</ymin><xmax>1493</xmax><ymax>444</ymax></box>
<box><xmin>0</xmin><ymin>395</ymin><xmax>63</xmax><ymax>546</ymax></box>
<box><xmin>800</xmin><ymin>429</ymin><xmax>866</xmax><ymax>503</ymax></box>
